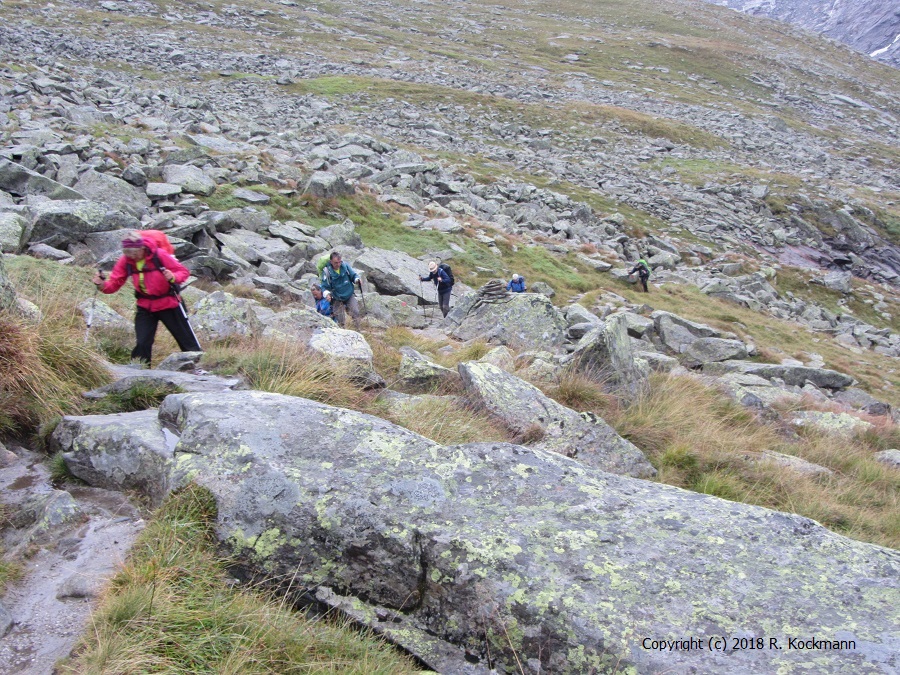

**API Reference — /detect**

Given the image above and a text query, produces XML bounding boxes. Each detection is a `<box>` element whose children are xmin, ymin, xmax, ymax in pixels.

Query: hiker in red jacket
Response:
<box><xmin>92</xmin><ymin>231</ymin><xmax>201</xmax><ymax>365</ymax></box>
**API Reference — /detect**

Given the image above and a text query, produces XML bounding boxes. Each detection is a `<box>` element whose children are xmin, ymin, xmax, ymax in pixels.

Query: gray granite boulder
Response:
<box><xmin>26</xmin><ymin>199</ymin><xmax>115</xmax><ymax>245</ymax></box>
<box><xmin>873</xmin><ymin>449</ymin><xmax>900</xmax><ymax>469</ymax></box>
<box><xmin>302</xmin><ymin>171</ymin><xmax>355</xmax><ymax>198</ymax></box>
<box><xmin>702</xmin><ymin>361</ymin><xmax>855</xmax><ymax>390</ymax></box>
<box><xmin>73</xmin><ymin>169</ymin><xmax>150</xmax><ymax>218</ymax></box>
<box><xmin>681</xmin><ymin>337</ymin><xmax>749</xmax><ymax>368</ymax></box>
<box><xmin>458</xmin><ymin>361</ymin><xmax>654</xmax><ymax>478</ymax></box>
<box><xmin>152</xmin><ymin>390</ymin><xmax>900</xmax><ymax>675</ymax></box>
<box><xmin>397</xmin><ymin>347</ymin><xmax>457</xmax><ymax>391</ymax></box>
<box><xmin>569</xmin><ymin>314</ymin><xmax>650</xmax><ymax>403</ymax></box>
<box><xmin>652</xmin><ymin>310</ymin><xmax>722</xmax><ymax>354</ymax></box>
<box><xmin>260</xmin><ymin>307</ymin><xmax>334</xmax><ymax>339</ymax></box>
<box><xmin>162</xmin><ymin>165</ymin><xmax>216</xmax><ymax>196</ymax></box>
<box><xmin>190</xmin><ymin>291</ymin><xmax>263</xmax><ymax>340</ymax></box>
<box><xmin>78</xmin><ymin>298</ymin><xmax>130</xmax><ymax>332</ymax></box>
<box><xmin>364</xmin><ymin>293</ymin><xmax>427</xmax><ymax>328</ymax></box>
<box><xmin>307</xmin><ymin>327</ymin><xmax>385</xmax><ymax>388</ymax></box>
<box><xmin>0</xmin><ymin>158</ymin><xmax>84</xmax><ymax>200</ymax></box>
<box><xmin>317</xmin><ymin>219</ymin><xmax>363</xmax><ymax>249</ymax></box>
<box><xmin>50</xmin><ymin>409</ymin><xmax>173</xmax><ymax>505</ymax></box>
<box><xmin>447</xmin><ymin>292</ymin><xmax>568</xmax><ymax>351</ymax></box>
<box><xmin>0</xmin><ymin>212</ymin><xmax>27</xmax><ymax>253</ymax></box>
<box><xmin>353</xmin><ymin>248</ymin><xmax>433</xmax><ymax>300</ymax></box>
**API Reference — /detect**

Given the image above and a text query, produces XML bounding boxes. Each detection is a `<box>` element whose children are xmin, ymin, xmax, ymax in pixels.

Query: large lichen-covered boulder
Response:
<box><xmin>569</xmin><ymin>314</ymin><xmax>650</xmax><ymax>403</ymax></box>
<box><xmin>190</xmin><ymin>291</ymin><xmax>263</xmax><ymax>340</ymax></box>
<box><xmin>0</xmin><ymin>211</ymin><xmax>27</xmax><ymax>253</ymax></box>
<box><xmin>26</xmin><ymin>199</ymin><xmax>117</xmax><ymax>246</ymax></box>
<box><xmin>652</xmin><ymin>310</ymin><xmax>723</xmax><ymax>353</ymax></box>
<box><xmin>73</xmin><ymin>169</ymin><xmax>151</xmax><ymax>218</ymax></box>
<box><xmin>50</xmin><ymin>409</ymin><xmax>173</xmax><ymax>505</ymax></box>
<box><xmin>363</xmin><ymin>293</ymin><xmax>427</xmax><ymax>328</ymax></box>
<box><xmin>353</xmin><ymin>247</ymin><xmax>432</xmax><ymax>300</ymax></box>
<box><xmin>447</xmin><ymin>292</ymin><xmax>568</xmax><ymax>351</ymax></box>
<box><xmin>307</xmin><ymin>327</ymin><xmax>385</xmax><ymax>388</ymax></box>
<box><xmin>157</xmin><ymin>391</ymin><xmax>899</xmax><ymax>675</ymax></box>
<box><xmin>77</xmin><ymin>298</ymin><xmax>130</xmax><ymax>331</ymax></box>
<box><xmin>458</xmin><ymin>361</ymin><xmax>654</xmax><ymax>478</ymax></box>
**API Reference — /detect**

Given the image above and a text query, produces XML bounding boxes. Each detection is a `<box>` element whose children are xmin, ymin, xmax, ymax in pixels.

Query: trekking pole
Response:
<box><xmin>418</xmin><ymin>279</ymin><xmax>428</xmax><ymax>320</ymax></box>
<box><xmin>357</xmin><ymin>278</ymin><xmax>367</xmax><ymax>317</ymax></box>
<box><xmin>84</xmin><ymin>269</ymin><xmax>104</xmax><ymax>344</ymax></box>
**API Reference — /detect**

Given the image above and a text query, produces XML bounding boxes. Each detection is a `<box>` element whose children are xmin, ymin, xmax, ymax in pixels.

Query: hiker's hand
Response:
<box><xmin>92</xmin><ymin>272</ymin><xmax>104</xmax><ymax>286</ymax></box>
<box><xmin>354</xmin><ymin>278</ymin><xmax>361</xmax><ymax>286</ymax></box>
<box><xmin>162</xmin><ymin>269</ymin><xmax>175</xmax><ymax>282</ymax></box>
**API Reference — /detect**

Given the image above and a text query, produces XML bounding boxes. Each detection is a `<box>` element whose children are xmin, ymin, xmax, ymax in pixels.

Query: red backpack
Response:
<box><xmin>140</xmin><ymin>229</ymin><xmax>175</xmax><ymax>256</ymax></box>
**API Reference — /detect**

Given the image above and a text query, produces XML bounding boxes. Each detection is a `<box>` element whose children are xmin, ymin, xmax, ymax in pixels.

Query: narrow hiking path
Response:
<box><xmin>0</xmin><ymin>444</ymin><xmax>144</xmax><ymax>674</ymax></box>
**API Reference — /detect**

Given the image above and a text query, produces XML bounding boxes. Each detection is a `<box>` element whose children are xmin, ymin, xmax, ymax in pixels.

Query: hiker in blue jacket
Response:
<box><xmin>320</xmin><ymin>250</ymin><xmax>361</xmax><ymax>328</ymax></box>
<box><xmin>507</xmin><ymin>274</ymin><xmax>526</xmax><ymax>293</ymax></box>
<box><xmin>420</xmin><ymin>260</ymin><xmax>453</xmax><ymax>317</ymax></box>
<box><xmin>311</xmin><ymin>284</ymin><xmax>334</xmax><ymax>321</ymax></box>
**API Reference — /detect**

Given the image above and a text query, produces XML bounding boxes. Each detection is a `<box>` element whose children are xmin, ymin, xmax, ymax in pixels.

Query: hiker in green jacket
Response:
<box><xmin>629</xmin><ymin>255</ymin><xmax>651</xmax><ymax>293</ymax></box>
<box><xmin>320</xmin><ymin>250</ymin><xmax>361</xmax><ymax>329</ymax></box>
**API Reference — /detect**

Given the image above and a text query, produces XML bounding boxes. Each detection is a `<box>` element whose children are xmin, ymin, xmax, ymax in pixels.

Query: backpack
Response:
<box><xmin>140</xmin><ymin>230</ymin><xmax>176</xmax><ymax>256</ymax></box>
<box><xmin>438</xmin><ymin>262</ymin><xmax>454</xmax><ymax>286</ymax></box>
<box><xmin>125</xmin><ymin>231</ymin><xmax>180</xmax><ymax>300</ymax></box>
<box><xmin>316</xmin><ymin>255</ymin><xmax>330</xmax><ymax>277</ymax></box>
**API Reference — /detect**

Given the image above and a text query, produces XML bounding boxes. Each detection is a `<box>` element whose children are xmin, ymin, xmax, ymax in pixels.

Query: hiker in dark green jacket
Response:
<box><xmin>320</xmin><ymin>250</ymin><xmax>361</xmax><ymax>328</ymax></box>
<box><xmin>629</xmin><ymin>255</ymin><xmax>651</xmax><ymax>293</ymax></box>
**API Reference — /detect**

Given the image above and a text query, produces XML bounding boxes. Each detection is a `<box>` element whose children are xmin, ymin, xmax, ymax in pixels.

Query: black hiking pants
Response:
<box><xmin>133</xmin><ymin>305</ymin><xmax>201</xmax><ymax>364</ymax></box>
<box><xmin>438</xmin><ymin>289</ymin><xmax>451</xmax><ymax>317</ymax></box>
<box><xmin>638</xmin><ymin>274</ymin><xmax>649</xmax><ymax>292</ymax></box>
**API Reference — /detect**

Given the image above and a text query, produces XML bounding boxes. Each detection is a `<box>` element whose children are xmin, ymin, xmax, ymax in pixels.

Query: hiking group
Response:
<box><xmin>91</xmin><ymin>230</ymin><xmax>201</xmax><ymax>365</ymax></box>
<box><xmin>90</xmin><ymin>230</ymin><xmax>650</xmax><ymax>365</ymax></box>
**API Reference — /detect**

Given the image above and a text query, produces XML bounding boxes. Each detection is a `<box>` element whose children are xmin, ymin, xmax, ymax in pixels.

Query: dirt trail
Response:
<box><xmin>0</xmin><ymin>445</ymin><xmax>144</xmax><ymax>674</ymax></box>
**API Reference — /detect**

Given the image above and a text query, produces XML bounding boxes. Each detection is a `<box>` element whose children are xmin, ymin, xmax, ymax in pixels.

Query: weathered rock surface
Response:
<box><xmin>448</xmin><ymin>292</ymin><xmax>568</xmax><ymax>351</ymax></box>
<box><xmin>458</xmin><ymin>361</ymin><xmax>655</xmax><ymax>478</ymax></box>
<box><xmin>51</xmin><ymin>409</ymin><xmax>173</xmax><ymax>504</ymax></box>
<box><xmin>702</xmin><ymin>361</ymin><xmax>855</xmax><ymax>390</ymax></box>
<box><xmin>131</xmin><ymin>390</ymin><xmax>900</xmax><ymax>675</ymax></box>
<box><xmin>397</xmin><ymin>347</ymin><xmax>456</xmax><ymax>391</ymax></box>
<box><xmin>569</xmin><ymin>314</ymin><xmax>650</xmax><ymax>402</ymax></box>
<box><xmin>307</xmin><ymin>327</ymin><xmax>385</xmax><ymax>388</ymax></box>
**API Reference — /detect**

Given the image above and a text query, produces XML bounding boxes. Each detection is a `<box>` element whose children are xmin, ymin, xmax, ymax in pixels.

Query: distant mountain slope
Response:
<box><xmin>707</xmin><ymin>0</ymin><xmax>900</xmax><ymax>68</ymax></box>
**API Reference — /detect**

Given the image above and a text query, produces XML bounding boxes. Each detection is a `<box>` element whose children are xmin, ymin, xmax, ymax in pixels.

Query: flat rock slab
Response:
<box><xmin>702</xmin><ymin>360</ymin><xmax>855</xmax><ymax>390</ymax></box>
<box><xmin>83</xmin><ymin>364</ymin><xmax>245</xmax><ymax>398</ymax></box>
<box><xmin>0</xmin><ymin>449</ymin><xmax>143</xmax><ymax>674</ymax></box>
<box><xmin>141</xmin><ymin>390</ymin><xmax>900</xmax><ymax>675</ymax></box>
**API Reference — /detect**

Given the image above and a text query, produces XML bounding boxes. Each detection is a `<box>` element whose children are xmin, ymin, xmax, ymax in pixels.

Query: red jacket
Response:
<box><xmin>101</xmin><ymin>242</ymin><xmax>190</xmax><ymax>312</ymax></box>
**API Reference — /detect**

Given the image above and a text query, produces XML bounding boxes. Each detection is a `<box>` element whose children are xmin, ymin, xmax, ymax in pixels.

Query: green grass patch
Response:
<box><xmin>59</xmin><ymin>485</ymin><xmax>420</xmax><ymax>674</ymax></box>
